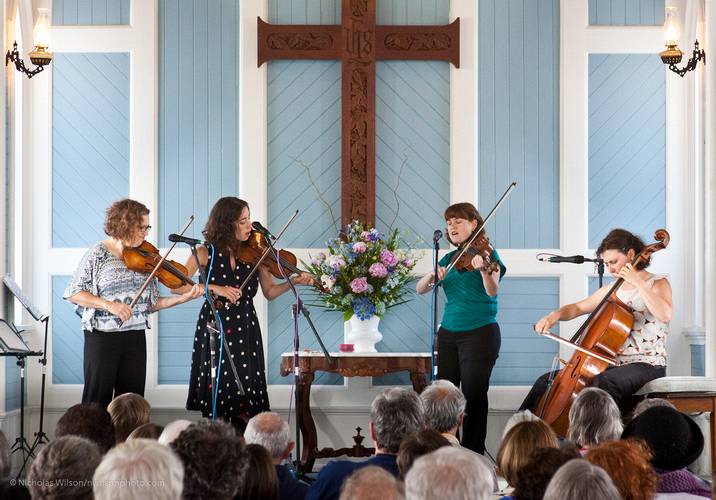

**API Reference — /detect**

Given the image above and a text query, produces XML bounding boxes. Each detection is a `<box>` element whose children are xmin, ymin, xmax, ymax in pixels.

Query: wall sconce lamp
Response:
<box><xmin>659</xmin><ymin>6</ymin><xmax>705</xmax><ymax>77</ymax></box>
<box><xmin>6</xmin><ymin>8</ymin><xmax>52</xmax><ymax>79</ymax></box>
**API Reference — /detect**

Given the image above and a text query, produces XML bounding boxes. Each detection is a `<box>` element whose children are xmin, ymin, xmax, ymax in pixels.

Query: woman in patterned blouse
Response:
<box><xmin>64</xmin><ymin>199</ymin><xmax>202</xmax><ymax>407</ymax></box>
<box><xmin>520</xmin><ymin>228</ymin><xmax>673</xmax><ymax>414</ymax></box>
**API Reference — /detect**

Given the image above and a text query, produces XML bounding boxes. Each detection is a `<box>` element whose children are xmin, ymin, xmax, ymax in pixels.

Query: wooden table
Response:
<box><xmin>280</xmin><ymin>351</ymin><xmax>431</xmax><ymax>473</ymax></box>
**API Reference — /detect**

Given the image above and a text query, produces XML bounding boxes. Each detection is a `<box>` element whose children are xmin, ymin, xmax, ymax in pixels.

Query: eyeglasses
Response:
<box><xmin>138</xmin><ymin>225</ymin><xmax>152</xmax><ymax>233</ymax></box>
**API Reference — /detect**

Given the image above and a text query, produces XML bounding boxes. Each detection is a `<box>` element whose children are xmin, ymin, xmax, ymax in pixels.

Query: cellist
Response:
<box><xmin>520</xmin><ymin>229</ymin><xmax>672</xmax><ymax>413</ymax></box>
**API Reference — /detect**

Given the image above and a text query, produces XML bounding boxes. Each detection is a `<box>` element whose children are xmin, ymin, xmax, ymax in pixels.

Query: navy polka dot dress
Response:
<box><xmin>186</xmin><ymin>250</ymin><xmax>270</xmax><ymax>419</ymax></box>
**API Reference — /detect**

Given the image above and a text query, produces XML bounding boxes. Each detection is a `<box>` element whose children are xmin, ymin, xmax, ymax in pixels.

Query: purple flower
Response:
<box><xmin>350</xmin><ymin>277</ymin><xmax>369</xmax><ymax>294</ymax></box>
<box><xmin>361</xmin><ymin>231</ymin><xmax>371</xmax><ymax>242</ymax></box>
<box><xmin>402</xmin><ymin>258</ymin><xmax>414</xmax><ymax>268</ymax></box>
<box><xmin>352</xmin><ymin>242</ymin><xmax>367</xmax><ymax>254</ymax></box>
<box><xmin>380</xmin><ymin>250</ymin><xmax>398</xmax><ymax>267</ymax></box>
<box><xmin>329</xmin><ymin>255</ymin><xmax>346</xmax><ymax>270</ymax></box>
<box><xmin>318</xmin><ymin>252</ymin><xmax>327</xmax><ymax>261</ymax></box>
<box><xmin>369</xmin><ymin>262</ymin><xmax>388</xmax><ymax>278</ymax></box>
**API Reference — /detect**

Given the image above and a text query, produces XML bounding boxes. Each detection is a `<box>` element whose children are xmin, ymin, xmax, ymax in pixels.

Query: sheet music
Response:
<box><xmin>2</xmin><ymin>274</ymin><xmax>46</xmax><ymax>322</ymax></box>
<box><xmin>0</xmin><ymin>319</ymin><xmax>30</xmax><ymax>353</ymax></box>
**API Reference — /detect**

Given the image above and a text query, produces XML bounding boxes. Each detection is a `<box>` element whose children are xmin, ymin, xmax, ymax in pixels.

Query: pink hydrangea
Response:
<box><xmin>402</xmin><ymin>258</ymin><xmax>414</xmax><ymax>268</ymax></box>
<box><xmin>352</xmin><ymin>242</ymin><xmax>367</xmax><ymax>254</ymax></box>
<box><xmin>350</xmin><ymin>277</ymin><xmax>369</xmax><ymax>294</ymax></box>
<box><xmin>329</xmin><ymin>255</ymin><xmax>346</xmax><ymax>270</ymax></box>
<box><xmin>380</xmin><ymin>250</ymin><xmax>399</xmax><ymax>267</ymax></box>
<box><xmin>369</xmin><ymin>262</ymin><xmax>388</xmax><ymax>278</ymax></box>
<box><xmin>361</xmin><ymin>231</ymin><xmax>371</xmax><ymax>242</ymax></box>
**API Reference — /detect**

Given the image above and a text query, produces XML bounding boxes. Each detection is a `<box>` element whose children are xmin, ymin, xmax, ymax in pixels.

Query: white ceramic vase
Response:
<box><xmin>344</xmin><ymin>315</ymin><xmax>383</xmax><ymax>352</ymax></box>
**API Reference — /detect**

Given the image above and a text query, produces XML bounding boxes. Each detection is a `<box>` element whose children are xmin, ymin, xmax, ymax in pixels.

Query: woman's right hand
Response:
<box><xmin>106</xmin><ymin>300</ymin><xmax>132</xmax><ymax>322</ymax></box>
<box><xmin>436</xmin><ymin>266</ymin><xmax>447</xmax><ymax>281</ymax></box>
<box><xmin>211</xmin><ymin>285</ymin><xmax>242</xmax><ymax>304</ymax></box>
<box><xmin>534</xmin><ymin>311</ymin><xmax>560</xmax><ymax>334</ymax></box>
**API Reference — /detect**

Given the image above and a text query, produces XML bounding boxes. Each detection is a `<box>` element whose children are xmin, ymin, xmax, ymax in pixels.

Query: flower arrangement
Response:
<box><xmin>305</xmin><ymin>221</ymin><xmax>420</xmax><ymax>321</ymax></box>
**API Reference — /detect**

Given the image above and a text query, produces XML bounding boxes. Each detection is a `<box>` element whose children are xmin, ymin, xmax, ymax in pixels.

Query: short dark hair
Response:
<box><xmin>104</xmin><ymin>199</ymin><xmax>149</xmax><ymax>240</ymax></box>
<box><xmin>397</xmin><ymin>429</ymin><xmax>451</xmax><ymax>479</ymax></box>
<box><xmin>512</xmin><ymin>446</ymin><xmax>580</xmax><ymax>500</ymax></box>
<box><xmin>239</xmin><ymin>444</ymin><xmax>279</xmax><ymax>500</ymax></box>
<box><xmin>170</xmin><ymin>419</ymin><xmax>249</xmax><ymax>500</ymax></box>
<box><xmin>55</xmin><ymin>404</ymin><xmax>116</xmax><ymax>454</ymax></box>
<box><xmin>127</xmin><ymin>422</ymin><xmax>164</xmax><ymax>440</ymax></box>
<box><xmin>596</xmin><ymin>229</ymin><xmax>649</xmax><ymax>270</ymax></box>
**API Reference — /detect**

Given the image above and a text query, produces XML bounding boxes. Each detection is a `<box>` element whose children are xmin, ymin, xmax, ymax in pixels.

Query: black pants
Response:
<box><xmin>437</xmin><ymin>323</ymin><xmax>501</xmax><ymax>454</ymax></box>
<box><xmin>519</xmin><ymin>362</ymin><xmax>666</xmax><ymax>413</ymax></box>
<box><xmin>82</xmin><ymin>330</ymin><xmax>147</xmax><ymax>408</ymax></box>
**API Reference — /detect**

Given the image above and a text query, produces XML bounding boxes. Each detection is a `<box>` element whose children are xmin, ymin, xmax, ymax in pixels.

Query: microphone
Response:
<box><xmin>252</xmin><ymin>221</ymin><xmax>276</xmax><ymax>240</ymax></box>
<box><xmin>538</xmin><ymin>255</ymin><xmax>588</xmax><ymax>264</ymax></box>
<box><xmin>168</xmin><ymin>234</ymin><xmax>208</xmax><ymax>246</ymax></box>
<box><xmin>433</xmin><ymin>229</ymin><xmax>443</xmax><ymax>242</ymax></box>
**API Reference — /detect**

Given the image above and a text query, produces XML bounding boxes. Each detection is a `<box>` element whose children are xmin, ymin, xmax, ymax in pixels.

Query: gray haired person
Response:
<box><xmin>404</xmin><ymin>447</ymin><xmax>493</xmax><ymax>500</ymax></box>
<box><xmin>27</xmin><ymin>436</ymin><xmax>102</xmax><ymax>500</ymax></box>
<box><xmin>339</xmin><ymin>466</ymin><xmax>404</xmax><ymax>500</ymax></box>
<box><xmin>567</xmin><ymin>387</ymin><xmax>623</xmax><ymax>449</ymax></box>
<box><xmin>543</xmin><ymin>459</ymin><xmax>620</xmax><ymax>500</ymax></box>
<box><xmin>420</xmin><ymin>379</ymin><xmax>498</xmax><ymax>491</ymax></box>
<box><xmin>93</xmin><ymin>438</ymin><xmax>184</xmax><ymax>500</ymax></box>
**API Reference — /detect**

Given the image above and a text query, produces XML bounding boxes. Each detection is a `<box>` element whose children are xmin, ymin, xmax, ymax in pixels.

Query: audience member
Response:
<box><xmin>238</xmin><ymin>444</ymin><xmax>279</xmax><ymax>500</ymax></box>
<box><xmin>567</xmin><ymin>387</ymin><xmax>622</xmax><ymax>450</ymax></box>
<box><xmin>419</xmin><ymin>380</ymin><xmax>498</xmax><ymax>489</ymax></box>
<box><xmin>496</xmin><ymin>420</ymin><xmax>558</xmax><ymax>487</ymax></box>
<box><xmin>244</xmin><ymin>411</ymin><xmax>308</xmax><ymax>500</ymax></box>
<box><xmin>501</xmin><ymin>409</ymin><xmax>540</xmax><ymax>439</ymax></box>
<box><xmin>510</xmin><ymin>446</ymin><xmax>580</xmax><ymax>500</ymax></box>
<box><xmin>0</xmin><ymin>431</ymin><xmax>9</xmax><ymax>479</ymax></box>
<box><xmin>543</xmin><ymin>459</ymin><xmax>620</xmax><ymax>500</ymax></box>
<box><xmin>404</xmin><ymin>447</ymin><xmax>492</xmax><ymax>500</ymax></box>
<box><xmin>396</xmin><ymin>429</ymin><xmax>451</xmax><ymax>478</ymax></box>
<box><xmin>158</xmin><ymin>419</ymin><xmax>192</xmax><ymax>446</ymax></box>
<box><xmin>128</xmin><ymin>422</ymin><xmax>164</xmax><ymax>440</ymax></box>
<box><xmin>170</xmin><ymin>419</ymin><xmax>249</xmax><ymax>500</ymax></box>
<box><xmin>339</xmin><ymin>466</ymin><xmax>404</xmax><ymax>500</ymax></box>
<box><xmin>585</xmin><ymin>439</ymin><xmax>658</xmax><ymax>500</ymax></box>
<box><xmin>632</xmin><ymin>397</ymin><xmax>676</xmax><ymax>419</ymax></box>
<box><xmin>622</xmin><ymin>406</ymin><xmax>711</xmax><ymax>498</ymax></box>
<box><xmin>93</xmin><ymin>438</ymin><xmax>183</xmax><ymax>500</ymax></box>
<box><xmin>307</xmin><ymin>387</ymin><xmax>424</xmax><ymax>500</ymax></box>
<box><xmin>0</xmin><ymin>430</ymin><xmax>30</xmax><ymax>500</ymax></box>
<box><xmin>107</xmin><ymin>392</ymin><xmax>151</xmax><ymax>443</ymax></box>
<box><xmin>27</xmin><ymin>436</ymin><xmax>101</xmax><ymax>500</ymax></box>
<box><xmin>55</xmin><ymin>403</ymin><xmax>115</xmax><ymax>453</ymax></box>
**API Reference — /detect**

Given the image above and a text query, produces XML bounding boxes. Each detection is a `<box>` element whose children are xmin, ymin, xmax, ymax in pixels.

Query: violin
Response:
<box><xmin>123</xmin><ymin>240</ymin><xmax>196</xmax><ymax>289</ymax></box>
<box><xmin>449</xmin><ymin>217</ymin><xmax>500</xmax><ymax>274</ymax></box>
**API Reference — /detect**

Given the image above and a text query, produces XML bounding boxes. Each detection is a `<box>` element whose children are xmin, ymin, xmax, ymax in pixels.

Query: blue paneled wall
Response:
<box><xmin>588</xmin><ymin>54</ymin><xmax>666</xmax><ymax>249</ymax></box>
<box><xmin>478</xmin><ymin>0</ymin><xmax>560</xmax><ymax>249</ymax></box>
<box><xmin>52</xmin><ymin>276</ymin><xmax>83</xmax><ymax>384</ymax></box>
<box><xmin>53</xmin><ymin>0</ymin><xmax>130</xmax><ymax>25</ymax></box>
<box><xmin>5</xmin><ymin>360</ymin><xmax>20</xmax><ymax>411</ymax></box>
<box><xmin>589</xmin><ymin>0</ymin><xmax>665</xmax><ymax>25</ymax></box>
<box><xmin>52</xmin><ymin>53</ymin><xmax>130</xmax><ymax>248</ymax></box>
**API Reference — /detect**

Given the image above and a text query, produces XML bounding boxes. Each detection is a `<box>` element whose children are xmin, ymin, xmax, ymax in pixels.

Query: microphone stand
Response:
<box><xmin>431</xmin><ymin>236</ymin><xmax>441</xmax><ymax>381</ymax></box>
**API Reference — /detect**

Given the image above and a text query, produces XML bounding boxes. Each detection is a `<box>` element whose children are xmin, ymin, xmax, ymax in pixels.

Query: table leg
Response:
<box><xmin>297</xmin><ymin>372</ymin><xmax>317</xmax><ymax>473</ymax></box>
<box><xmin>410</xmin><ymin>371</ymin><xmax>427</xmax><ymax>394</ymax></box>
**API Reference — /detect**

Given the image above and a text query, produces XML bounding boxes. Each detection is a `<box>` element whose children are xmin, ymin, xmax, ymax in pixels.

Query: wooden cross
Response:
<box><xmin>258</xmin><ymin>1</ymin><xmax>459</xmax><ymax>227</ymax></box>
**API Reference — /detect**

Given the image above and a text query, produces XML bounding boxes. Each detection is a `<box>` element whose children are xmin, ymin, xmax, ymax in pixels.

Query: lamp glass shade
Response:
<box><xmin>33</xmin><ymin>8</ymin><xmax>50</xmax><ymax>49</ymax></box>
<box><xmin>664</xmin><ymin>6</ymin><xmax>680</xmax><ymax>46</ymax></box>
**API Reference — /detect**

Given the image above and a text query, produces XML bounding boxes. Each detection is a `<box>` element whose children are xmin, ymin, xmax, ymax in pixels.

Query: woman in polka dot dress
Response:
<box><xmin>178</xmin><ymin>197</ymin><xmax>313</xmax><ymax>426</ymax></box>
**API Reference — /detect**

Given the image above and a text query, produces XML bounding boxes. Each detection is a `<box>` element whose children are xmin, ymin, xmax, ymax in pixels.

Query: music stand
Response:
<box><xmin>2</xmin><ymin>274</ymin><xmax>48</xmax><ymax>476</ymax></box>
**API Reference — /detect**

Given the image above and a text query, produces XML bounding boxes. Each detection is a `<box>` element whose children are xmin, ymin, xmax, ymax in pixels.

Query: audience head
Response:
<box><xmin>397</xmin><ymin>429</ymin><xmax>451</xmax><ymax>478</ymax></box>
<box><xmin>107</xmin><ymin>393</ymin><xmax>151</xmax><ymax>443</ymax></box>
<box><xmin>27</xmin><ymin>436</ymin><xmax>101</xmax><ymax>500</ymax></box>
<box><xmin>340</xmin><ymin>465</ymin><xmax>404</xmax><ymax>500</ymax></box>
<box><xmin>501</xmin><ymin>409</ymin><xmax>541</xmax><ymax>439</ymax></box>
<box><xmin>370</xmin><ymin>387</ymin><xmax>424</xmax><ymax>453</ymax></box>
<box><xmin>497</xmin><ymin>420</ymin><xmax>558</xmax><ymax>486</ymax></box>
<box><xmin>622</xmin><ymin>405</ymin><xmax>704</xmax><ymax>471</ymax></box>
<box><xmin>419</xmin><ymin>380</ymin><xmax>466</xmax><ymax>433</ymax></box>
<box><xmin>511</xmin><ymin>446</ymin><xmax>580</xmax><ymax>500</ymax></box>
<box><xmin>586</xmin><ymin>439</ymin><xmax>658</xmax><ymax>500</ymax></box>
<box><xmin>632</xmin><ymin>397</ymin><xmax>676</xmax><ymax>419</ymax></box>
<box><xmin>238</xmin><ymin>444</ymin><xmax>279</xmax><ymax>500</ymax></box>
<box><xmin>405</xmin><ymin>447</ymin><xmax>492</xmax><ymax>500</ymax></box>
<box><xmin>244</xmin><ymin>412</ymin><xmax>292</xmax><ymax>463</ymax></box>
<box><xmin>93</xmin><ymin>438</ymin><xmax>184</xmax><ymax>500</ymax></box>
<box><xmin>567</xmin><ymin>387</ymin><xmax>622</xmax><ymax>447</ymax></box>
<box><xmin>543</xmin><ymin>459</ymin><xmax>620</xmax><ymax>500</ymax></box>
<box><xmin>158</xmin><ymin>419</ymin><xmax>192</xmax><ymax>446</ymax></box>
<box><xmin>0</xmin><ymin>430</ymin><xmax>10</xmax><ymax>479</ymax></box>
<box><xmin>55</xmin><ymin>403</ymin><xmax>116</xmax><ymax>454</ymax></box>
<box><xmin>170</xmin><ymin>419</ymin><xmax>249</xmax><ymax>500</ymax></box>
<box><xmin>128</xmin><ymin>422</ymin><xmax>164</xmax><ymax>440</ymax></box>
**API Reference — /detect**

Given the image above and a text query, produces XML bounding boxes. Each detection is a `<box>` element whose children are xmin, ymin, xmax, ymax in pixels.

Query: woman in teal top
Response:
<box><xmin>417</xmin><ymin>202</ymin><xmax>507</xmax><ymax>454</ymax></box>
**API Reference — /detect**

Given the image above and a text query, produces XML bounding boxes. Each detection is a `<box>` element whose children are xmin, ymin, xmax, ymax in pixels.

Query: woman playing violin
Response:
<box><xmin>416</xmin><ymin>202</ymin><xmax>507</xmax><ymax>454</ymax></box>
<box><xmin>177</xmin><ymin>197</ymin><xmax>313</xmax><ymax>427</ymax></box>
<box><xmin>520</xmin><ymin>229</ymin><xmax>673</xmax><ymax>414</ymax></box>
<box><xmin>64</xmin><ymin>199</ymin><xmax>203</xmax><ymax>408</ymax></box>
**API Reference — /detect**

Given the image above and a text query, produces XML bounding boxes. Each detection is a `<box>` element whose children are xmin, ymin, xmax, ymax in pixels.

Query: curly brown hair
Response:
<box><xmin>586</xmin><ymin>439</ymin><xmax>658</xmax><ymax>500</ymax></box>
<box><xmin>596</xmin><ymin>229</ymin><xmax>650</xmax><ymax>270</ymax></box>
<box><xmin>104</xmin><ymin>199</ymin><xmax>149</xmax><ymax>240</ymax></box>
<box><xmin>513</xmin><ymin>446</ymin><xmax>580</xmax><ymax>500</ymax></box>
<box><xmin>203</xmin><ymin>197</ymin><xmax>249</xmax><ymax>256</ymax></box>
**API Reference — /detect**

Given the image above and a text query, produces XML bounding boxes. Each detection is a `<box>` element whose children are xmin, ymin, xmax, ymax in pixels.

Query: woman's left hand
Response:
<box><xmin>182</xmin><ymin>284</ymin><xmax>204</xmax><ymax>301</ymax></box>
<box><xmin>471</xmin><ymin>254</ymin><xmax>485</xmax><ymax>270</ymax></box>
<box><xmin>292</xmin><ymin>273</ymin><xmax>315</xmax><ymax>286</ymax></box>
<box><xmin>618</xmin><ymin>263</ymin><xmax>645</xmax><ymax>288</ymax></box>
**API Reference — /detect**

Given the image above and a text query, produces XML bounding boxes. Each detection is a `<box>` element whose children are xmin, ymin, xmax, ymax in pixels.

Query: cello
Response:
<box><xmin>534</xmin><ymin>229</ymin><xmax>670</xmax><ymax>436</ymax></box>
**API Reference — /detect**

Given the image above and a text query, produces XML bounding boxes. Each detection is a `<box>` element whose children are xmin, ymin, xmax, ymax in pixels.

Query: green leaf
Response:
<box><xmin>342</xmin><ymin>310</ymin><xmax>354</xmax><ymax>322</ymax></box>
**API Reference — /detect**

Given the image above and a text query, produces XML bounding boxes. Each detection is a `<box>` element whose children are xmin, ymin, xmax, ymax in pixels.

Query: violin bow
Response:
<box><xmin>128</xmin><ymin>215</ymin><xmax>194</xmax><ymax>310</ymax></box>
<box><xmin>435</xmin><ymin>181</ymin><xmax>517</xmax><ymax>285</ymax></box>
